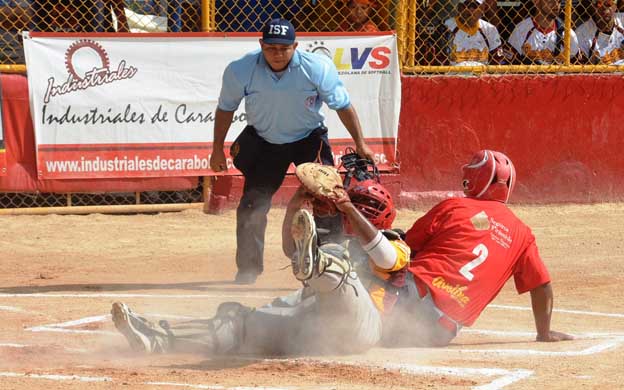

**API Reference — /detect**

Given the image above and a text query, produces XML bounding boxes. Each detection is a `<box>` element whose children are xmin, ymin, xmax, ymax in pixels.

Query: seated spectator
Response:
<box><xmin>576</xmin><ymin>0</ymin><xmax>624</xmax><ymax>64</ymax></box>
<box><xmin>0</xmin><ymin>0</ymin><xmax>30</xmax><ymax>64</ymax></box>
<box><xmin>508</xmin><ymin>0</ymin><xmax>581</xmax><ymax>64</ymax></box>
<box><xmin>441</xmin><ymin>0</ymin><xmax>507</xmax><ymax>65</ymax></box>
<box><xmin>338</xmin><ymin>0</ymin><xmax>379</xmax><ymax>32</ymax></box>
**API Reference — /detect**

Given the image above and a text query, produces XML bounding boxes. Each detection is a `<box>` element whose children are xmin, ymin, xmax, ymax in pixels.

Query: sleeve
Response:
<box><xmin>216</xmin><ymin>63</ymin><xmax>245</xmax><ymax>112</ymax></box>
<box><xmin>508</xmin><ymin>24</ymin><xmax>524</xmax><ymax>55</ymax></box>
<box><xmin>404</xmin><ymin>201</ymin><xmax>448</xmax><ymax>254</ymax></box>
<box><xmin>369</xmin><ymin>239</ymin><xmax>411</xmax><ymax>274</ymax></box>
<box><xmin>513</xmin><ymin>235</ymin><xmax>551</xmax><ymax>294</ymax></box>
<box><xmin>315</xmin><ymin>57</ymin><xmax>351</xmax><ymax>110</ymax></box>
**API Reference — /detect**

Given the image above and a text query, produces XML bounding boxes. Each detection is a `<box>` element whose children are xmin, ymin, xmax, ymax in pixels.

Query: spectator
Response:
<box><xmin>338</xmin><ymin>0</ymin><xmax>379</xmax><ymax>32</ymax></box>
<box><xmin>440</xmin><ymin>0</ymin><xmax>507</xmax><ymax>66</ymax></box>
<box><xmin>0</xmin><ymin>0</ymin><xmax>30</xmax><ymax>64</ymax></box>
<box><xmin>508</xmin><ymin>0</ymin><xmax>581</xmax><ymax>64</ymax></box>
<box><xmin>576</xmin><ymin>0</ymin><xmax>624</xmax><ymax>64</ymax></box>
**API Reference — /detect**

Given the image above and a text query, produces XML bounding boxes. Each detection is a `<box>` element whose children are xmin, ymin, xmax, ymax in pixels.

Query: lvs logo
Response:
<box><xmin>333</xmin><ymin>46</ymin><xmax>391</xmax><ymax>70</ymax></box>
<box><xmin>43</xmin><ymin>39</ymin><xmax>138</xmax><ymax>103</ymax></box>
<box><xmin>306</xmin><ymin>40</ymin><xmax>391</xmax><ymax>71</ymax></box>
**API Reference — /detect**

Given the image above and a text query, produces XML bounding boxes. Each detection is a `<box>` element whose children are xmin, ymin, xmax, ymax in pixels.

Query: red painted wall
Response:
<box><xmin>3</xmin><ymin>73</ymin><xmax>623</xmax><ymax>205</ymax></box>
<box><xmin>398</xmin><ymin>74</ymin><xmax>624</xmax><ymax>203</ymax></box>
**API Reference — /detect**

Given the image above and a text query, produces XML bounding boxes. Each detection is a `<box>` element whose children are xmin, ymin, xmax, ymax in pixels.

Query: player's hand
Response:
<box><xmin>287</xmin><ymin>185</ymin><xmax>313</xmax><ymax>210</ymax></box>
<box><xmin>536</xmin><ymin>330</ymin><xmax>574</xmax><ymax>342</ymax></box>
<box><xmin>210</xmin><ymin>148</ymin><xmax>227</xmax><ymax>172</ymax></box>
<box><xmin>356</xmin><ymin>143</ymin><xmax>375</xmax><ymax>162</ymax></box>
<box><xmin>334</xmin><ymin>198</ymin><xmax>354</xmax><ymax>213</ymax></box>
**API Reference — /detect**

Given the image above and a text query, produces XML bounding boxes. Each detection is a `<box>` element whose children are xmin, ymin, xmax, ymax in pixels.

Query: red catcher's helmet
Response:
<box><xmin>462</xmin><ymin>150</ymin><xmax>516</xmax><ymax>203</ymax></box>
<box><xmin>347</xmin><ymin>179</ymin><xmax>396</xmax><ymax>229</ymax></box>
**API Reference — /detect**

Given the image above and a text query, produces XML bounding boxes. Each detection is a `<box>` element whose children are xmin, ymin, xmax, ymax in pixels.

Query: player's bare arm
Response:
<box><xmin>530</xmin><ymin>282</ymin><xmax>574</xmax><ymax>342</ymax></box>
<box><xmin>336</xmin><ymin>200</ymin><xmax>378</xmax><ymax>244</ymax></box>
<box><xmin>209</xmin><ymin>108</ymin><xmax>235</xmax><ymax>172</ymax></box>
<box><xmin>336</xmin><ymin>105</ymin><xmax>375</xmax><ymax>161</ymax></box>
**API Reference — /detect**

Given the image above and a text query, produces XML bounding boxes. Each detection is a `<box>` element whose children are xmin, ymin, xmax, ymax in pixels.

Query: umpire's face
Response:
<box><xmin>260</xmin><ymin>40</ymin><xmax>298</xmax><ymax>72</ymax></box>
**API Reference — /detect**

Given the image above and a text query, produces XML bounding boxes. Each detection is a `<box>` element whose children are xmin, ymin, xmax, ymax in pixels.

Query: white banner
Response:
<box><xmin>23</xmin><ymin>32</ymin><xmax>400</xmax><ymax>179</ymax></box>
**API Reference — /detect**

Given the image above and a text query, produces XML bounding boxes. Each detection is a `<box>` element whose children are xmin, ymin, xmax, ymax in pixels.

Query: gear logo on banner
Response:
<box><xmin>42</xmin><ymin>39</ymin><xmax>139</xmax><ymax>104</ymax></box>
<box><xmin>65</xmin><ymin>39</ymin><xmax>111</xmax><ymax>81</ymax></box>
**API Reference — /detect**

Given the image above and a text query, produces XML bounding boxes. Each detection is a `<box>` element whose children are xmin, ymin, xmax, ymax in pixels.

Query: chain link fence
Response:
<box><xmin>0</xmin><ymin>0</ymin><xmax>621</xmax><ymax>210</ymax></box>
<box><xmin>0</xmin><ymin>180</ymin><xmax>204</xmax><ymax>209</ymax></box>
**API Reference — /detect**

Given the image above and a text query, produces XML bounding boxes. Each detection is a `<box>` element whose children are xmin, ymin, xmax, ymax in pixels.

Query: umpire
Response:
<box><xmin>210</xmin><ymin>18</ymin><xmax>374</xmax><ymax>285</ymax></box>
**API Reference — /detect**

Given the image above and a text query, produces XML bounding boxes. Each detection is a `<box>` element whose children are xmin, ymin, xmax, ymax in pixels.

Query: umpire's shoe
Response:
<box><xmin>111</xmin><ymin>302</ymin><xmax>170</xmax><ymax>353</ymax></box>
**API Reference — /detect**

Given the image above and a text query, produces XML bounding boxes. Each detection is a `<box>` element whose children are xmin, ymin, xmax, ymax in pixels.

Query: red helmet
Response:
<box><xmin>347</xmin><ymin>179</ymin><xmax>396</xmax><ymax>229</ymax></box>
<box><xmin>462</xmin><ymin>150</ymin><xmax>516</xmax><ymax>203</ymax></box>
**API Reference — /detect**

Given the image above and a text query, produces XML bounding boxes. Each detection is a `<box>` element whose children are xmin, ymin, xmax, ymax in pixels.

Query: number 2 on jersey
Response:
<box><xmin>460</xmin><ymin>243</ymin><xmax>488</xmax><ymax>281</ymax></box>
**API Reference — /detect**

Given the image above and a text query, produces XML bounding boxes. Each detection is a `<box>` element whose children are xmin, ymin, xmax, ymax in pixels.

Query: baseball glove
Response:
<box><xmin>295</xmin><ymin>163</ymin><xmax>350</xmax><ymax>209</ymax></box>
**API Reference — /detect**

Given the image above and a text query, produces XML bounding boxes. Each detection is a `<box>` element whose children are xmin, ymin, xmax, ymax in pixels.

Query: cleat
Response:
<box><xmin>291</xmin><ymin>209</ymin><xmax>318</xmax><ymax>281</ymax></box>
<box><xmin>111</xmin><ymin>302</ymin><xmax>168</xmax><ymax>353</ymax></box>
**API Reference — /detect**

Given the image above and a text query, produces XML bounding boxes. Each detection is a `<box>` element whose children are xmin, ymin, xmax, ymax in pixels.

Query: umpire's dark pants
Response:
<box><xmin>231</xmin><ymin>125</ymin><xmax>342</xmax><ymax>276</ymax></box>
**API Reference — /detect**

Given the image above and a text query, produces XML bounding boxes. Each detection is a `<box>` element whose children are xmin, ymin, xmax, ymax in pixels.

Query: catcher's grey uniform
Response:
<box><xmin>152</xmin><ymin>242</ymin><xmax>382</xmax><ymax>356</ymax></box>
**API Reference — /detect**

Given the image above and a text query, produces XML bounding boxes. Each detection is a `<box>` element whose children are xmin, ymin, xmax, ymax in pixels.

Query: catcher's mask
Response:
<box><xmin>345</xmin><ymin>179</ymin><xmax>396</xmax><ymax>231</ymax></box>
<box><xmin>461</xmin><ymin>149</ymin><xmax>516</xmax><ymax>203</ymax></box>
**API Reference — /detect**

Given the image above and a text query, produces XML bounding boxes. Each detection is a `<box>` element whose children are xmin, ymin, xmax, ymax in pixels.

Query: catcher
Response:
<box><xmin>111</xmin><ymin>155</ymin><xmax>410</xmax><ymax>355</ymax></box>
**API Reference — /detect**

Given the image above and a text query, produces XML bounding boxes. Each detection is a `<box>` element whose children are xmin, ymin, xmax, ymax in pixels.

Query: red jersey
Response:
<box><xmin>405</xmin><ymin>197</ymin><xmax>550</xmax><ymax>326</ymax></box>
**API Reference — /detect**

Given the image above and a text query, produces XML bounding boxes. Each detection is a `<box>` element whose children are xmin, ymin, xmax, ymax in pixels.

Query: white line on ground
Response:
<box><xmin>463</xmin><ymin>329</ymin><xmax>624</xmax><ymax>338</ymax></box>
<box><xmin>26</xmin><ymin>314</ymin><xmax>117</xmax><ymax>335</ymax></box>
<box><xmin>0</xmin><ymin>343</ymin><xmax>28</xmax><ymax>348</ymax></box>
<box><xmin>0</xmin><ymin>372</ymin><xmax>111</xmax><ymax>382</ymax></box>
<box><xmin>265</xmin><ymin>358</ymin><xmax>534</xmax><ymax>390</ymax></box>
<box><xmin>28</xmin><ymin>314</ymin><xmax>109</xmax><ymax>329</ymax></box>
<box><xmin>147</xmin><ymin>382</ymin><xmax>294</xmax><ymax>390</ymax></box>
<box><xmin>2</xmin><ymin>293</ymin><xmax>623</xmax><ymax>319</ymax></box>
<box><xmin>449</xmin><ymin>337</ymin><xmax>624</xmax><ymax>357</ymax></box>
<box><xmin>0</xmin><ymin>305</ymin><xmax>29</xmax><ymax>313</ymax></box>
<box><xmin>489</xmin><ymin>304</ymin><xmax>624</xmax><ymax>318</ymax></box>
<box><xmin>0</xmin><ymin>293</ymin><xmax>275</xmax><ymax>299</ymax></box>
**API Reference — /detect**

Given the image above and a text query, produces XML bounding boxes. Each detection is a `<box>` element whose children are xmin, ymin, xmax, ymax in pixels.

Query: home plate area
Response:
<box><xmin>1</xmin><ymin>294</ymin><xmax>622</xmax><ymax>390</ymax></box>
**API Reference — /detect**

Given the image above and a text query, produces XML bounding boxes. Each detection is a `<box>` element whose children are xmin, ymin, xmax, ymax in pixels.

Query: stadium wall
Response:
<box><xmin>2</xmin><ymin>73</ymin><xmax>623</xmax><ymax>206</ymax></box>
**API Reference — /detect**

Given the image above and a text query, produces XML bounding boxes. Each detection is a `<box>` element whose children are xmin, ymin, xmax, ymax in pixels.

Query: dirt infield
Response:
<box><xmin>1</xmin><ymin>204</ymin><xmax>623</xmax><ymax>389</ymax></box>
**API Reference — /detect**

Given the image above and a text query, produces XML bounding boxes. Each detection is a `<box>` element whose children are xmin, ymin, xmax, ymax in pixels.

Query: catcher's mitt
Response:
<box><xmin>295</xmin><ymin>163</ymin><xmax>350</xmax><ymax>208</ymax></box>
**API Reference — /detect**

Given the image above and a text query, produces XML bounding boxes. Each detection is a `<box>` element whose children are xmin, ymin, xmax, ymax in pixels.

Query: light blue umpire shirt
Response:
<box><xmin>217</xmin><ymin>49</ymin><xmax>351</xmax><ymax>145</ymax></box>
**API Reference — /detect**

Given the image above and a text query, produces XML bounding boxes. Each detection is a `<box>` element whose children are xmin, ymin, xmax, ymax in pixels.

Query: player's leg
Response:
<box><xmin>233</xmin><ymin>128</ymin><xmax>291</xmax><ymax>283</ymax></box>
<box><xmin>381</xmin><ymin>276</ymin><xmax>459</xmax><ymax>347</ymax></box>
<box><xmin>111</xmin><ymin>302</ymin><xmax>171</xmax><ymax>353</ymax></box>
<box><xmin>290</xmin><ymin>209</ymin><xmax>382</xmax><ymax>353</ymax></box>
<box><xmin>111</xmin><ymin>301</ymin><xmax>254</xmax><ymax>355</ymax></box>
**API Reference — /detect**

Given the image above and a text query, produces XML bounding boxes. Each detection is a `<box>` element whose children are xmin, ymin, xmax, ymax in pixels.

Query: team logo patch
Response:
<box><xmin>470</xmin><ymin>211</ymin><xmax>490</xmax><ymax>231</ymax></box>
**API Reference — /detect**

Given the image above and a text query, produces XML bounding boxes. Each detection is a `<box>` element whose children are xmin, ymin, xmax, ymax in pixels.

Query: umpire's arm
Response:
<box><xmin>336</xmin><ymin>105</ymin><xmax>374</xmax><ymax>161</ymax></box>
<box><xmin>211</xmin><ymin>63</ymin><xmax>244</xmax><ymax>172</ymax></box>
<box><xmin>530</xmin><ymin>283</ymin><xmax>574</xmax><ymax>342</ymax></box>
